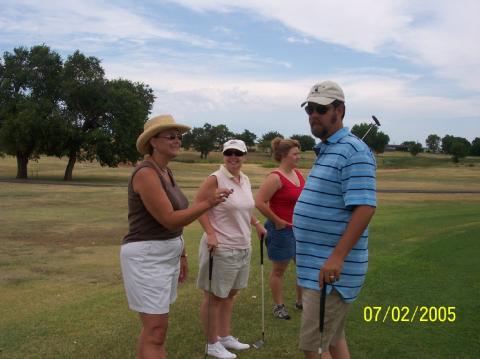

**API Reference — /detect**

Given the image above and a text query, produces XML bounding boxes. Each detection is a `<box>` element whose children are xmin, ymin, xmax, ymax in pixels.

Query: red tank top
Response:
<box><xmin>269</xmin><ymin>169</ymin><xmax>305</xmax><ymax>224</ymax></box>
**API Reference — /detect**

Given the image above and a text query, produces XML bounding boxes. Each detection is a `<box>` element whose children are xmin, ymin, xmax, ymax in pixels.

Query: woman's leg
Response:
<box><xmin>200</xmin><ymin>290</ymin><xmax>223</xmax><ymax>343</ymax></box>
<box><xmin>138</xmin><ymin>313</ymin><xmax>169</xmax><ymax>359</ymax></box>
<box><xmin>218</xmin><ymin>289</ymin><xmax>238</xmax><ymax>337</ymax></box>
<box><xmin>269</xmin><ymin>260</ymin><xmax>289</xmax><ymax>305</ymax></box>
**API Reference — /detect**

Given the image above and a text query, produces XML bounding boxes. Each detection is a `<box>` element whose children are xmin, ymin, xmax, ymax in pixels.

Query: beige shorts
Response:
<box><xmin>196</xmin><ymin>239</ymin><xmax>251</xmax><ymax>299</ymax></box>
<box><xmin>299</xmin><ymin>288</ymin><xmax>351</xmax><ymax>353</ymax></box>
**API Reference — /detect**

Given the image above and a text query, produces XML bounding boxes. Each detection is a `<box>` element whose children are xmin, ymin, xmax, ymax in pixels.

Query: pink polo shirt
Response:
<box><xmin>203</xmin><ymin>165</ymin><xmax>254</xmax><ymax>249</ymax></box>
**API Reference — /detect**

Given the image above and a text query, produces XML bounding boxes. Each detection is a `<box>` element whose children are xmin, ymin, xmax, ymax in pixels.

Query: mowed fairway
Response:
<box><xmin>1</xmin><ymin>155</ymin><xmax>479</xmax><ymax>358</ymax></box>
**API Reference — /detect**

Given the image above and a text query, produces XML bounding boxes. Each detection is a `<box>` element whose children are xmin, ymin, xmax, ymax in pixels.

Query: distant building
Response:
<box><xmin>385</xmin><ymin>144</ymin><xmax>409</xmax><ymax>152</ymax></box>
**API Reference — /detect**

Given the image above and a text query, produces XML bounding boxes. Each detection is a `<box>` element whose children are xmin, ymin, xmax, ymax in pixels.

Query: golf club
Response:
<box><xmin>204</xmin><ymin>250</ymin><xmax>214</xmax><ymax>358</ymax></box>
<box><xmin>361</xmin><ymin>115</ymin><xmax>381</xmax><ymax>140</ymax></box>
<box><xmin>318</xmin><ymin>280</ymin><xmax>327</xmax><ymax>355</ymax></box>
<box><xmin>252</xmin><ymin>233</ymin><xmax>265</xmax><ymax>349</ymax></box>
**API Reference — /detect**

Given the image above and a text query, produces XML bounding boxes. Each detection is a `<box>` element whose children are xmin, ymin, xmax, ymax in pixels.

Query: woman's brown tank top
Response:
<box><xmin>122</xmin><ymin>161</ymin><xmax>189</xmax><ymax>244</ymax></box>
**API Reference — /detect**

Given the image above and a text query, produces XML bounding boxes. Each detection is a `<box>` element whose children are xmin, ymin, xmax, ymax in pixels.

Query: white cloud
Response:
<box><xmin>396</xmin><ymin>1</ymin><xmax>480</xmax><ymax>91</ymax></box>
<box><xmin>104</xmin><ymin>55</ymin><xmax>480</xmax><ymax>142</ymax></box>
<box><xmin>286</xmin><ymin>36</ymin><xmax>311</xmax><ymax>44</ymax></box>
<box><xmin>169</xmin><ymin>0</ymin><xmax>480</xmax><ymax>91</ymax></box>
<box><xmin>0</xmin><ymin>0</ymin><xmax>220</xmax><ymax>50</ymax></box>
<box><xmin>168</xmin><ymin>0</ymin><xmax>411</xmax><ymax>52</ymax></box>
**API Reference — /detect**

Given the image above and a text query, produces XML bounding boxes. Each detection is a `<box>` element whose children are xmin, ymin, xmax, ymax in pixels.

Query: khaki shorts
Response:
<box><xmin>299</xmin><ymin>288</ymin><xmax>351</xmax><ymax>353</ymax></box>
<box><xmin>196</xmin><ymin>239</ymin><xmax>251</xmax><ymax>299</ymax></box>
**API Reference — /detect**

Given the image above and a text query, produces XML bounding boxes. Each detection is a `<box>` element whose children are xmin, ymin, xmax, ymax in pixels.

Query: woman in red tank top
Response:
<box><xmin>255</xmin><ymin>137</ymin><xmax>305</xmax><ymax>320</ymax></box>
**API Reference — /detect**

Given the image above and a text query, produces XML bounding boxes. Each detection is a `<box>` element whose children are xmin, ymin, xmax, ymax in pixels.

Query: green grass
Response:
<box><xmin>349</xmin><ymin>198</ymin><xmax>480</xmax><ymax>358</ymax></box>
<box><xmin>1</xmin><ymin>156</ymin><xmax>480</xmax><ymax>358</ymax></box>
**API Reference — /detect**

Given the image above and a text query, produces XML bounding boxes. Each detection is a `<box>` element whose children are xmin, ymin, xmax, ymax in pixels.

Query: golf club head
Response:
<box><xmin>252</xmin><ymin>340</ymin><xmax>265</xmax><ymax>349</ymax></box>
<box><xmin>372</xmin><ymin>115</ymin><xmax>381</xmax><ymax>126</ymax></box>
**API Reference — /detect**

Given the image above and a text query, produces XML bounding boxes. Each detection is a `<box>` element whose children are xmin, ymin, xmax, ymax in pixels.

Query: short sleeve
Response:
<box><xmin>340</xmin><ymin>150</ymin><xmax>376</xmax><ymax>208</ymax></box>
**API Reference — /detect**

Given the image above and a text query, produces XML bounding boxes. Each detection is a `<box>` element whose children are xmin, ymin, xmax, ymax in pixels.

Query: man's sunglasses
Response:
<box><xmin>223</xmin><ymin>149</ymin><xmax>245</xmax><ymax>157</ymax></box>
<box><xmin>156</xmin><ymin>133</ymin><xmax>183</xmax><ymax>141</ymax></box>
<box><xmin>304</xmin><ymin>103</ymin><xmax>331</xmax><ymax>115</ymax></box>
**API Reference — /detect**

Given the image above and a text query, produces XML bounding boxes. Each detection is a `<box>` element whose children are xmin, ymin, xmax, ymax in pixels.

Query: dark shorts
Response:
<box><xmin>264</xmin><ymin>220</ymin><xmax>296</xmax><ymax>262</ymax></box>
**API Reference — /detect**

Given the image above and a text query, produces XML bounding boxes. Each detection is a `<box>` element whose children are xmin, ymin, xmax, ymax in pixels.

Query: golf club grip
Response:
<box><xmin>260</xmin><ymin>234</ymin><xmax>264</xmax><ymax>265</ymax></box>
<box><xmin>319</xmin><ymin>280</ymin><xmax>326</xmax><ymax>332</ymax></box>
<box><xmin>208</xmin><ymin>251</ymin><xmax>213</xmax><ymax>281</ymax></box>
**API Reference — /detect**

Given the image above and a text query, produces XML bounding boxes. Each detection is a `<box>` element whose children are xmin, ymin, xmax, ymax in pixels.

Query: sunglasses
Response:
<box><xmin>304</xmin><ymin>103</ymin><xmax>331</xmax><ymax>115</ymax></box>
<box><xmin>223</xmin><ymin>149</ymin><xmax>245</xmax><ymax>157</ymax></box>
<box><xmin>156</xmin><ymin>133</ymin><xmax>183</xmax><ymax>141</ymax></box>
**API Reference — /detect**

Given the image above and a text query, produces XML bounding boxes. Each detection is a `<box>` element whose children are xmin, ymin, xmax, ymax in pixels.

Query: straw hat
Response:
<box><xmin>136</xmin><ymin>114</ymin><xmax>191</xmax><ymax>155</ymax></box>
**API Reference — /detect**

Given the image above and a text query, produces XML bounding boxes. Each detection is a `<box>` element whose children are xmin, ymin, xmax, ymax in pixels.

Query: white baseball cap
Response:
<box><xmin>223</xmin><ymin>139</ymin><xmax>247</xmax><ymax>153</ymax></box>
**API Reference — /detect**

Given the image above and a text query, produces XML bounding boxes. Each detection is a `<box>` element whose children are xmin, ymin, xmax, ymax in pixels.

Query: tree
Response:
<box><xmin>184</xmin><ymin>123</ymin><xmax>246</xmax><ymax>158</ymax></box>
<box><xmin>441</xmin><ymin>135</ymin><xmax>471</xmax><ymax>156</ymax></box>
<box><xmin>425</xmin><ymin>134</ymin><xmax>441</xmax><ymax>153</ymax></box>
<box><xmin>441</xmin><ymin>135</ymin><xmax>455</xmax><ymax>154</ymax></box>
<box><xmin>408</xmin><ymin>142</ymin><xmax>423</xmax><ymax>156</ymax></box>
<box><xmin>190</xmin><ymin>123</ymin><xmax>217</xmax><ymax>158</ymax></box>
<box><xmin>351</xmin><ymin>123</ymin><xmax>390</xmax><ymax>153</ymax></box>
<box><xmin>211</xmin><ymin>124</ymin><xmax>234</xmax><ymax>150</ymax></box>
<box><xmin>0</xmin><ymin>45</ymin><xmax>63</xmax><ymax>178</ymax></box>
<box><xmin>372</xmin><ymin>132</ymin><xmax>390</xmax><ymax>153</ymax></box>
<box><xmin>471</xmin><ymin>137</ymin><xmax>480</xmax><ymax>156</ymax></box>
<box><xmin>236</xmin><ymin>129</ymin><xmax>257</xmax><ymax>148</ymax></box>
<box><xmin>93</xmin><ymin>79</ymin><xmax>154</xmax><ymax>167</ymax></box>
<box><xmin>181</xmin><ymin>131</ymin><xmax>194</xmax><ymax>150</ymax></box>
<box><xmin>401</xmin><ymin>141</ymin><xmax>416</xmax><ymax>148</ymax></box>
<box><xmin>258</xmin><ymin>131</ymin><xmax>283</xmax><ymax>154</ymax></box>
<box><xmin>401</xmin><ymin>141</ymin><xmax>423</xmax><ymax>156</ymax></box>
<box><xmin>291</xmin><ymin>134</ymin><xmax>316</xmax><ymax>151</ymax></box>
<box><xmin>61</xmin><ymin>50</ymin><xmax>107</xmax><ymax>180</ymax></box>
<box><xmin>450</xmin><ymin>141</ymin><xmax>469</xmax><ymax>163</ymax></box>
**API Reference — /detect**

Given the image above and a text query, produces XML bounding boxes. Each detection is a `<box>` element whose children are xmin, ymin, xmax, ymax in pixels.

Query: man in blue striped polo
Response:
<box><xmin>293</xmin><ymin>81</ymin><xmax>376</xmax><ymax>359</ymax></box>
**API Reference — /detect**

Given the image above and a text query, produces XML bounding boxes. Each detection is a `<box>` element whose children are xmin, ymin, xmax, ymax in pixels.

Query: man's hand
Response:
<box><xmin>319</xmin><ymin>253</ymin><xmax>344</xmax><ymax>287</ymax></box>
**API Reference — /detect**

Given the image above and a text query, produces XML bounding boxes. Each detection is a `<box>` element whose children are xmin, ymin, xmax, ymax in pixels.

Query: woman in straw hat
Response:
<box><xmin>120</xmin><ymin>114</ymin><xmax>232</xmax><ymax>359</ymax></box>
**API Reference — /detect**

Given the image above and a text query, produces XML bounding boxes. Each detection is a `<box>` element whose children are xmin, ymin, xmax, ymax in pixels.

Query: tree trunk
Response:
<box><xmin>64</xmin><ymin>152</ymin><xmax>77</xmax><ymax>181</ymax></box>
<box><xmin>16</xmin><ymin>153</ymin><xmax>29</xmax><ymax>179</ymax></box>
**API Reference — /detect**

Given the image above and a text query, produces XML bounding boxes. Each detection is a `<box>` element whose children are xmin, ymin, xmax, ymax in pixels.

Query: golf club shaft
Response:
<box><xmin>319</xmin><ymin>280</ymin><xmax>326</xmax><ymax>355</ymax></box>
<box><xmin>260</xmin><ymin>234</ymin><xmax>265</xmax><ymax>341</ymax></box>
<box><xmin>205</xmin><ymin>250</ymin><xmax>213</xmax><ymax>358</ymax></box>
<box><xmin>361</xmin><ymin>115</ymin><xmax>382</xmax><ymax>140</ymax></box>
<box><xmin>361</xmin><ymin>124</ymin><xmax>374</xmax><ymax>140</ymax></box>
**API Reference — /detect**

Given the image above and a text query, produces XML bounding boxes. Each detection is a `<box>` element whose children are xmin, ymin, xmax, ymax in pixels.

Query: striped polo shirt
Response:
<box><xmin>293</xmin><ymin>127</ymin><xmax>376</xmax><ymax>303</ymax></box>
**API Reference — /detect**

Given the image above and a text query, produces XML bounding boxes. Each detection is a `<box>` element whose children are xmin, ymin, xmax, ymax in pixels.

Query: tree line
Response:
<box><xmin>400</xmin><ymin>134</ymin><xmax>479</xmax><ymax>162</ymax></box>
<box><xmin>182</xmin><ymin>124</ymin><xmax>317</xmax><ymax>159</ymax></box>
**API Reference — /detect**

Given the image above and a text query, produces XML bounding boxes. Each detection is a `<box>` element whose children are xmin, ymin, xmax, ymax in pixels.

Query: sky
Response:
<box><xmin>1</xmin><ymin>0</ymin><xmax>479</xmax><ymax>145</ymax></box>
